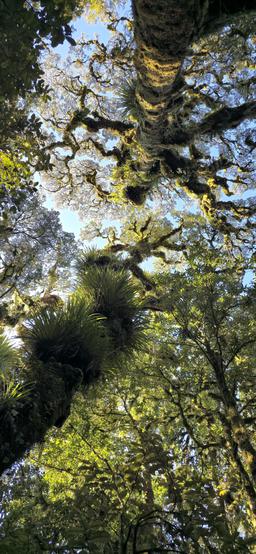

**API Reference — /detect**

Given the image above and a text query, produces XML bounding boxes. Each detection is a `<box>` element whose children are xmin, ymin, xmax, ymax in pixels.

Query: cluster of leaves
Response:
<box><xmin>0</xmin><ymin>192</ymin><xmax>77</xmax><ymax>308</ymax></box>
<box><xmin>0</xmin><ymin>333</ymin><xmax>17</xmax><ymax>372</ymax></box>
<box><xmin>77</xmin><ymin>264</ymin><xmax>146</xmax><ymax>354</ymax></box>
<box><xmin>0</xmin><ymin>259</ymin><xmax>146</xmax><ymax>478</ymax></box>
<box><xmin>0</xmin><ymin>1</ymin><xmax>256</xmax><ymax>552</ymax></box>
<box><xmin>0</xmin><ymin>0</ymin><xmax>82</xmax><ymax>103</ymax></box>
<box><xmin>0</xmin><ymin>152</ymin><xmax>36</xmax><ymax>222</ymax></box>
<box><xmin>0</xmin><ymin>224</ymin><xmax>256</xmax><ymax>552</ymax></box>
<box><xmin>22</xmin><ymin>262</ymin><xmax>146</xmax><ymax>371</ymax></box>
<box><xmin>0</xmin><ymin>0</ymin><xmax>85</xmax><ymax>311</ymax></box>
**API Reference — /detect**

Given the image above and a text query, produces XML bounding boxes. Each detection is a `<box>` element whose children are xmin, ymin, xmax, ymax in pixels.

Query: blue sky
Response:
<box><xmin>54</xmin><ymin>12</ymin><xmax>110</xmax><ymax>56</ymax></box>
<box><xmin>44</xmin><ymin>194</ymin><xmax>82</xmax><ymax>238</ymax></box>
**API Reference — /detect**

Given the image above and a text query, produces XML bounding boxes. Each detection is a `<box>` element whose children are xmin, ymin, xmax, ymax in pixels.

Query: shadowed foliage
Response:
<box><xmin>21</xmin><ymin>298</ymin><xmax>106</xmax><ymax>374</ymax></box>
<box><xmin>0</xmin><ymin>333</ymin><xmax>18</xmax><ymax>372</ymax></box>
<box><xmin>0</xmin><ymin>265</ymin><xmax>146</xmax><ymax>474</ymax></box>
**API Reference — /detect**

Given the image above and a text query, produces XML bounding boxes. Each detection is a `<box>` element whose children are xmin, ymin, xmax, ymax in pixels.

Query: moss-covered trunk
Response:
<box><xmin>132</xmin><ymin>0</ymin><xmax>256</xmax><ymax>220</ymax></box>
<box><xmin>133</xmin><ymin>0</ymin><xmax>196</xmax><ymax>153</ymax></box>
<box><xmin>0</xmin><ymin>362</ymin><xmax>82</xmax><ymax>474</ymax></box>
<box><xmin>133</xmin><ymin>0</ymin><xmax>255</xmax><ymax>151</ymax></box>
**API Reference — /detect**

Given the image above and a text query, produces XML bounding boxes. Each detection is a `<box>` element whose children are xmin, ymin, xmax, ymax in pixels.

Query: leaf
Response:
<box><xmin>66</xmin><ymin>36</ymin><xmax>76</xmax><ymax>46</ymax></box>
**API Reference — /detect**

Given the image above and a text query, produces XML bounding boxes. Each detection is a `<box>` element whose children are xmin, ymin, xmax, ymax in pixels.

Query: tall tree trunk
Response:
<box><xmin>132</xmin><ymin>0</ymin><xmax>256</xmax><ymax>213</ymax></box>
<box><xmin>0</xmin><ymin>362</ymin><xmax>83</xmax><ymax>474</ymax></box>
<box><xmin>133</xmin><ymin>0</ymin><xmax>255</xmax><ymax>152</ymax></box>
<box><xmin>132</xmin><ymin>0</ymin><xmax>195</xmax><ymax>154</ymax></box>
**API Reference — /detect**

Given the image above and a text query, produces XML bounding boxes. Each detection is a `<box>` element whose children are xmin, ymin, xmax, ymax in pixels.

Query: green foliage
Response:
<box><xmin>0</xmin><ymin>333</ymin><xmax>18</xmax><ymax>372</ymax></box>
<box><xmin>76</xmin><ymin>247</ymin><xmax>121</xmax><ymax>272</ymax></box>
<box><xmin>0</xmin><ymin>374</ymin><xmax>30</xmax><ymax>407</ymax></box>
<box><xmin>0</xmin><ymin>0</ymin><xmax>83</xmax><ymax>218</ymax></box>
<box><xmin>0</xmin><ymin>334</ymin><xmax>30</xmax><ymax>412</ymax></box>
<box><xmin>0</xmin><ymin>223</ymin><xmax>256</xmax><ymax>552</ymax></box>
<box><xmin>0</xmin><ymin>0</ymin><xmax>81</xmax><ymax>102</ymax></box>
<box><xmin>20</xmin><ymin>263</ymin><xmax>146</xmax><ymax>372</ymax></box>
<box><xmin>0</xmin><ymin>192</ymin><xmax>77</xmax><ymax>302</ymax></box>
<box><xmin>0</xmin><ymin>151</ymin><xmax>34</xmax><ymax>220</ymax></box>
<box><xmin>77</xmin><ymin>266</ymin><xmax>146</xmax><ymax>354</ymax></box>
<box><xmin>21</xmin><ymin>298</ymin><xmax>107</xmax><ymax>377</ymax></box>
<box><xmin>0</xmin><ymin>1</ymin><xmax>256</xmax><ymax>551</ymax></box>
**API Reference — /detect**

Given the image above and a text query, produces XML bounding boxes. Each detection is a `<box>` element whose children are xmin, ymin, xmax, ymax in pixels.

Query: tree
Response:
<box><xmin>0</xmin><ymin>2</ymin><xmax>256</xmax><ymax>551</ymax></box>
<box><xmin>0</xmin><ymin>0</ymin><xmax>83</xmax><ymax>103</ymax></box>
<box><xmin>36</xmin><ymin>1</ymin><xmax>256</xmax><ymax>239</ymax></box>
<box><xmin>132</xmin><ymin>0</ymin><xmax>256</xmax><ymax>226</ymax></box>
<box><xmin>0</xmin><ymin>7</ymin><xmax>81</xmax><ymax>302</ymax></box>
<box><xmin>1</xmin><ymin>223</ymin><xmax>256</xmax><ymax>551</ymax></box>
<box><xmin>0</xmin><ymin>0</ymin><xmax>84</xmax><ymax>149</ymax></box>
<box><xmin>0</xmin><ymin>192</ymin><xmax>77</xmax><ymax>307</ymax></box>
<box><xmin>0</xmin><ymin>264</ymin><xmax>145</xmax><ymax>474</ymax></box>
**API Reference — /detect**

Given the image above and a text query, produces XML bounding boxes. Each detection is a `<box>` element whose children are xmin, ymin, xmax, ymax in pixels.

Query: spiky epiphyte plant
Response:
<box><xmin>117</xmin><ymin>78</ymin><xmax>141</xmax><ymax>121</ymax></box>
<box><xmin>0</xmin><ymin>333</ymin><xmax>18</xmax><ymax>372</ymax></box>
<box><xmin>0</xmin><ymin>267</ymin><xmax>148</xmax><ymax>473</ymax></box>
<box><xmin>21</xmin><ymin>296</ymin><xmax>108</xmax><ymax>381</ymax></box>
<box><xmin>0</xmin><ymin>374</ymin><xmax>30</xmax><ymax>407</ymax></box>
<box><xmin>76</xmin><ymin>248</ymin><xmax>121</xmax><ymax>274</ymax></box>
<box><xmin>0</xmin><ymin>334</ymin><xmax>30</xmax><ymax>409</ymax></box>
<box><xmin>77</xmin><ymin>266</ymin><xmax>146</xmax><ymax>355</ymax></box>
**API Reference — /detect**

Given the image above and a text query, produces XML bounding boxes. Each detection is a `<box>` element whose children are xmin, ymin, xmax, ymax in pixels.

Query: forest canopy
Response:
<box><xmin>0</xmin><ymin>1</ymin><xmax>256</xmax><ymax>552</ymax></box>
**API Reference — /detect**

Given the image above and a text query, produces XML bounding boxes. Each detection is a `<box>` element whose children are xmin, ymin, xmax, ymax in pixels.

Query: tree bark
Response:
<box><xmin>132</xmin><ymin>0</ymin><xmax>255</xmax><ymax>150</ymax></box>
<box><xmin>0</xmin><ymin>362</ymin><xmax>83</xmax><ymax>475</ymax></box>
<box><xmin>132</xmin><ymin>0</ymin><xmax>256</xmax><ymax>212</ymax></box>
<box><xmin>132</xmin><ymin>0</ymin><xmax>196</xmax><ymax>153</ymax></box>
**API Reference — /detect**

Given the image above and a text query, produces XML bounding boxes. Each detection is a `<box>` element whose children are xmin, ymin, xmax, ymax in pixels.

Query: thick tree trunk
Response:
<box><xmin>0</xmin><ymin>362</ymin><xmax>83</xmax><ymax>475</ymax></box>
<box><xmin>132</xmin><ymin>0</ymin><xmax>196</xmax><ymax>154</ymax></box>
<box><xmin>132</xmin><ymin>0</ymin><xmax>256</xmax><ymax>220</ymax></box>
<box><xmin>133</xmin><ymin>0</ymin><xmax>255</xmax><ymax>151</ymax></box>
